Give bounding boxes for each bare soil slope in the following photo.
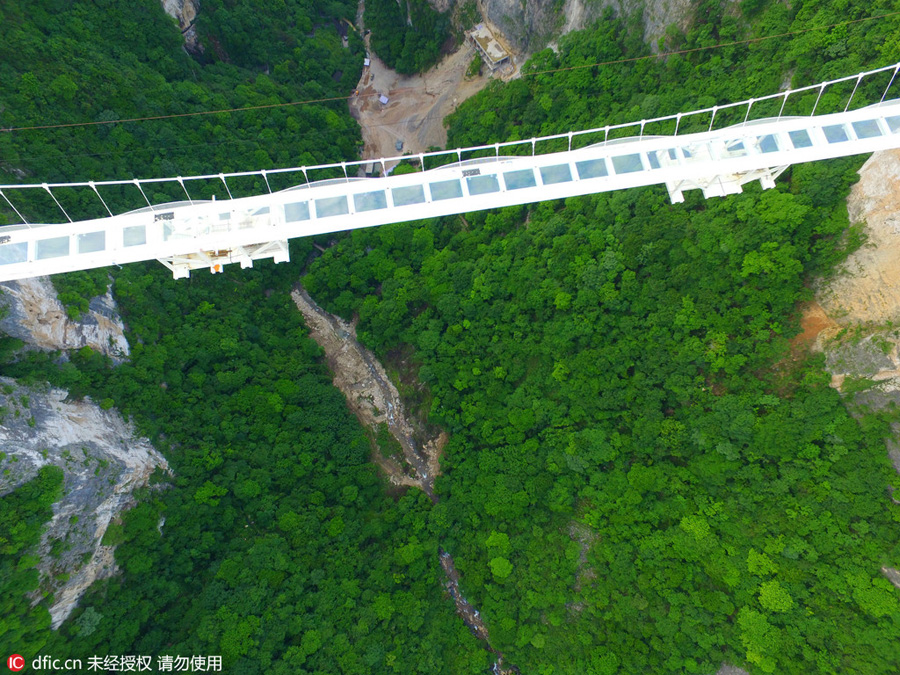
[818,149,900,324]
[350,39,491,170]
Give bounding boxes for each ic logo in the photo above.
[7,654,24,672]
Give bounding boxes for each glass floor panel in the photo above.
[392,185,426,206]
[757,135,779,153]
[285,202,310,222]
[852,120,882,139]
[0,242,28,265]
[78,232,105,254]
[36,236,69,260]
[887,116,900,133]
[503,169,537,190]
[467,175,500,195]
[123,226,146,247]
[789,130,813,149]
[722,140,748,157]
[353,191,388,212]
[539,164,573,184]
[429,179,463,201]
[823,124,849,143]
[611,154,643,174]
[575,159,608,179]
[315,196,350,218]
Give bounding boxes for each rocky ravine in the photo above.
[291,286,518,669]
[0,378,168,628]
[291,286,444,499]
[160,0,202,54]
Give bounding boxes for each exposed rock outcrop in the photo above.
[290,286,445,500]
[161,0,203,54]
[0,276,129,361]
[0,378,168,627]
[476,0,700,56]
[818,150,900,325]
[812,150,900,409]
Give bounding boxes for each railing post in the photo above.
[261,170,272,194]
[178,177,193,205]
[674,114,682,136]
[811,83,826,116]
[708,107,717,133]
[219,174,234,200]
[881,65,900,103]
[777,92,788,120]
[742,99,754,127]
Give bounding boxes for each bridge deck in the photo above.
[1,91,899,281]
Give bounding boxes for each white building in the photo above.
[467,24,509,71]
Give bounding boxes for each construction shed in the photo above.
[467,24,510,71]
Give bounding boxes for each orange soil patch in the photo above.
[791,301,840,350]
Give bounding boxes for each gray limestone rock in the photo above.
[0,276,129,362]
[0,378,168,627]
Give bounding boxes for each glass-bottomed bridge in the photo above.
[1,62,899,281]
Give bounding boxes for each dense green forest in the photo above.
[0,0,361,204]
[2,0,900,673]
[365,0,452,74]
[0,466,63,659]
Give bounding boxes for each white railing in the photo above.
[2,61,899,228]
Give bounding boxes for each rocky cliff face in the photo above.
[0,275,170,626]
[0,378,169,627]
[161,0,202,53]
[476,0,699,55]
[818,150,900,325]
[0,276,129,361]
